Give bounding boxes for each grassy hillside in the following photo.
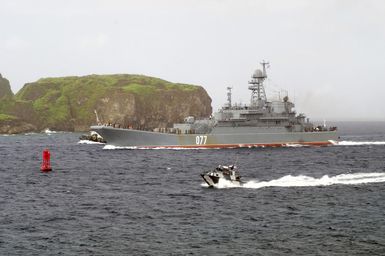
[0,113,17,121]
[10,74,207,131]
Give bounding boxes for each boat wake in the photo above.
[336,141,385,146]
[78,140,105,145]
[283,143,306,148]
[204,172,385,189]
[103,145,213,150]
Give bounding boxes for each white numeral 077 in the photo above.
[195,135,207,145]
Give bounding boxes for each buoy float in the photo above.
[40,149,52,172]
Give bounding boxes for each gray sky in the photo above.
[1,0,385,121]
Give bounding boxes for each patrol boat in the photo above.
[201,165,242,187]
[91,62,338,148]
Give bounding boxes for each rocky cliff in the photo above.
[0,74,212,134]
[0,74,13,99]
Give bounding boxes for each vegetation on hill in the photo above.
[0,74,212,133]
[0,113,17,121]
[0,74,14,99]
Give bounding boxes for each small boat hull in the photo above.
[201,165,242,187]
[201,174,220,187]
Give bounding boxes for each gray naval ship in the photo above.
[91,62,338,148]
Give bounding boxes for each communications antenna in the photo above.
[226,86,232,108]
[248,61,269,108]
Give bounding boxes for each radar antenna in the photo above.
[248,61,269,108]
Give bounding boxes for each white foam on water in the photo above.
[337,141,385,146]
[44,128,57,134]
[24,132,36,136]
[216,178,243,189]
[200,179,241,189]
[102,145,217,150]
[283,143,306,148]
[103,145,135,150]
[77,140,105,145]
[208,172,385,189]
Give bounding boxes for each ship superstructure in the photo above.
[213,61,313,133]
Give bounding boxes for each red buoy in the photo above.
[40,149,52,172]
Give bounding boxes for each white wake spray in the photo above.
[337,141,385,146]
[78,140,105,145]
[102,145,211,150]
[44,128,57,134]
[206,172,385,189]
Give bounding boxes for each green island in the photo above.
[0,74,212,134]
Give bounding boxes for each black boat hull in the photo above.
[201,174,220,187]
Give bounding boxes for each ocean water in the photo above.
[1,122,385,255]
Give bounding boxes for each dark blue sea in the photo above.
[1,121,385,255]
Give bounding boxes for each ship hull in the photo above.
[90,125,338,148]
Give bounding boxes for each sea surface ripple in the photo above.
[1,122,385,255]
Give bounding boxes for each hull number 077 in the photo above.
[195,135,208,145]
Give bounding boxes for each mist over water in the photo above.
[1,121,385,255]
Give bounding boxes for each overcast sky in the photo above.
[1,0,384,121]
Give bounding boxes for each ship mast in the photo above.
[226,86,232,108]
[248,61,269,108]
[94,109,101,125]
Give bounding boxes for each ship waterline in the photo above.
[90,125,338,148]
